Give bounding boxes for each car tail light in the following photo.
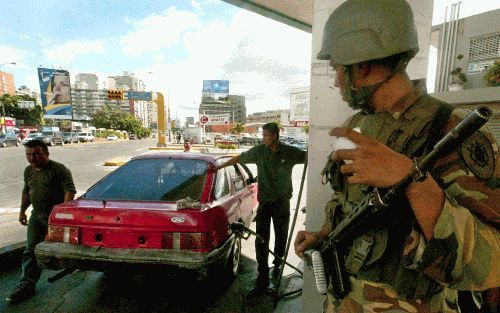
[180,233,215,252]
[161,232,215,252]
[46,225,79,244]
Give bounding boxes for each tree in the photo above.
[302,124,309,134]
[91,105,152,138]
[230,122,245,134]
[0,94,44,127]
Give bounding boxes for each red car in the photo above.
[35,153,258,280]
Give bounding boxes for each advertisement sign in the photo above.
[290,88,310,122]
[468,60,495,75]
[292,120,309,127]
[37,68,72,119]
[201,114,230,125]
[127,91,152,101]
[202,80,229,93]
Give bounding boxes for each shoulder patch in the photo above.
[459,131,495,180]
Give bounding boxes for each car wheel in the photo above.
[49,141,54,146]
[1,142,6,148]
[223,236,241,281]
[16,141,20,147]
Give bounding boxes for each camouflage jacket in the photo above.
[323,94,499,313]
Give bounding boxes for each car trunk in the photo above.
[48,199,229,252]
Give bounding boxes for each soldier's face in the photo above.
[330,59,347,101]
[26,146,49,169]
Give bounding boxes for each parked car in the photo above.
[78,132,95,142]
[51,132,65,146]
[106,135,118,141]
[0,133,21,147]
[62,132,80,144]
[35,131,60,146]
[21,132,42,145]
[129,134,137,140]
[35,153,258,281]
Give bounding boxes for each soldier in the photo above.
[294,0,499,312]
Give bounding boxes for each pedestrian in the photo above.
[216,122,306,291]
[183,138,191,152]
[294,1,499,312]
[6,140,76,304]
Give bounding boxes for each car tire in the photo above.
[16,141,20,147]
[49,141,54,146]
[1,142,6,148]
[223,236,241,282]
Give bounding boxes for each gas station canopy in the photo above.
[222,0,313,32]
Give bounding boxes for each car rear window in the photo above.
[84,158,208,202]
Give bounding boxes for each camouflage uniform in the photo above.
[322,87,500,312]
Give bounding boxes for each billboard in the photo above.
[200,113,230,125]
[290,88,310,122]
[38,68,72,119]
[203,80,229,93]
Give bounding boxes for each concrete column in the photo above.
[304,1,433,311]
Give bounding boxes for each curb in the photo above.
[0,241,26,272]
[103,157,130,166]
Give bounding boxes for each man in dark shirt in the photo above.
[216,122,306,290]
[6,140,76,304]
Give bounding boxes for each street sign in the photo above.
[200,116,209,124]
[127,91,152,101]
[18,101,36,109]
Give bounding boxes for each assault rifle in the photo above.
[311,107,492,299]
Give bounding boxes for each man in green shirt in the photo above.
[6,140,76,304]
[216,122,306,290]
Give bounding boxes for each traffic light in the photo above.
[107,90,124,100]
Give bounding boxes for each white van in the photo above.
[78,132,95,142]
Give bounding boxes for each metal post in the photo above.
[274,151,308,307]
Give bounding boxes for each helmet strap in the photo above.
[344,65,398,114]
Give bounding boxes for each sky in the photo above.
[0,0,498,122]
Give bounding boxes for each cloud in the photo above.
[0,46,29,68]
[131,8,311,121]
[43,39,106,65]
[121,7,199,56]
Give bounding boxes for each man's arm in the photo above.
[64,191,76,203]
[215,155,240,171]
[19,192,31,226]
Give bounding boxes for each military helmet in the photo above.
[317,0,419,65]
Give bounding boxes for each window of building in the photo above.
[468,33,500,62]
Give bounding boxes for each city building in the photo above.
[199,93,247,124]
[430,7,500,141]
[246,109,290,125]
[108,71,151,128]
[0,71,15,95]
[75,73,98,90]
[16,86,41,104]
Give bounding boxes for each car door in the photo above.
[227,164,256,226]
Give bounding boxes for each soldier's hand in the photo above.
[330,127,413,188]
[294,231,321,259]
[19,212,28,226]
